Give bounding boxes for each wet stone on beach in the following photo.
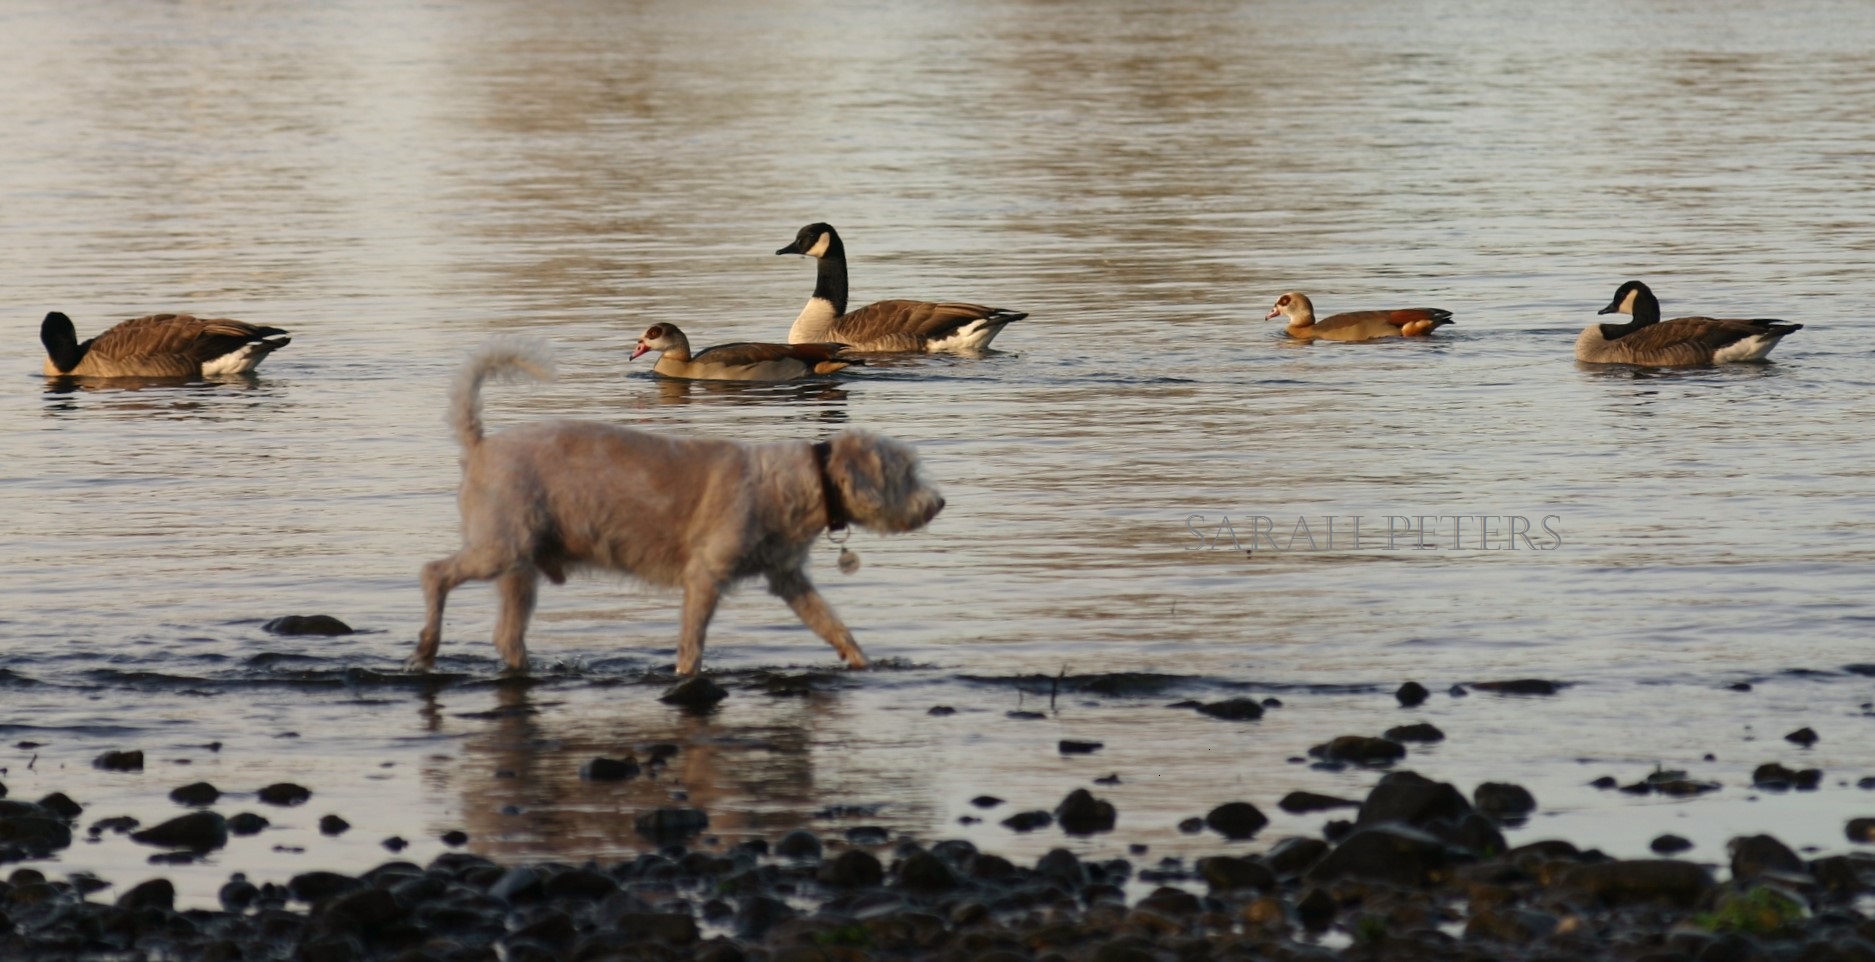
[1651,833,1694,854]
[1753,763,1822,791]
[257,782,312,806]
[1786,726,1820,746]
[579,756,641,781]
[660,676,728,709]
[1473,782,1537,820]
[1471,678,1562,695]
[130,811,228,851]
[261,614,354,636]
[1277,791,1360,814]
[168,781,221,806]
[1001,810,1052,832]
[1308,734,1406,767]
[1058,739,1103,754]
[1054,788,1116,835]
[318,815,350,836]
[1204,801,1268,840]
[634,807,708,842]
[1396,681,1429,706]
[1195,698,1264,721]
[1384,722,1445,743]
[93,750,144,772]
[227,812,270,835]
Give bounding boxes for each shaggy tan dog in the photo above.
[410,339,944,675]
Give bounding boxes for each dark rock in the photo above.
[257,783,312,806]
[818,849,883,887]
[1196,698,1264,721]
[220,878,260,911]
[1055,789,1116,835]
[1730,834,1806,881]
[263,614,354,635]
[660,676,728,709]
[635,807,708,841]
[227,812,270,835]
[735,895,795,939]
[1849,819,1875,843]
[1204,801,1268,840]
[1308,824,1454,886]
[774,829,822,860]
[89,815,139,835]
[1466,906,1559,945]
[290,871,364,904]
[381,836,407,852]
[1787,727,1820,747]
[0,814,72,855]
[168,782,220,807]
[1177,817,1204,834]
[1265,837,1330,877]
[1396,681,1429,707]
[926,706,955,716]
[1446,812,1507,857]
[440,829,469,846]
[542,868,618,901]
[315,887,405,935]
[1472,679,1561,695]
[1279,791,1359,814]
[970,795,1003,809]
[1137,885,1202,917]
[1058,739,1103,755]
[1296,887,1336,931]
[1384,722,1445,743]
[1552,860,1714,908]
[580,756,641,781]
[35,793,80,820]
[1590,776,1619,789]
[1474,782,1537,819]
[1359,771,1474,829]
[843,825,888,845]
[1006,710,1045,720]
[1309,735,1406,767]
[1196,855,1274,891]
[93,750,144,772]
[130,811,227,851]
[487,866,542,902]
[319,815,350,837]
[1001,810,1052,832]
[1036,848,1086,887]
[1322,818,1353,841]
[1754,763,1822,790]
[894,850,959,891]
[1640,835,1693,857]
[611,911,698,945]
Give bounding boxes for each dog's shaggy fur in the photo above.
[411,339,944,675]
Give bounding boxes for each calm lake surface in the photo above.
[4,0,1874,904]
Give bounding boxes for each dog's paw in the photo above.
[403,654,435,673]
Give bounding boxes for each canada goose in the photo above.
[1577,281,1802,366]
[775,222,1026,353]
[41,311,291,378]
[631,323,857,381]
[1264,292,1454,341]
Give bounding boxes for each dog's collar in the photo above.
[811,440,849,532]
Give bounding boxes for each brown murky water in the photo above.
[4,0,1875,905]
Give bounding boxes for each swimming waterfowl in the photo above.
[1576,280,1802,366]
[776,222,1026,353]
[41,311,291,378]
[631,323,856,381]
[1264,292,1454,341]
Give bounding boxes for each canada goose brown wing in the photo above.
[836,300,1023,342]
[1605,317,1785,365]
[87,314,285,364]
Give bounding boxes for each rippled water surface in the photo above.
[4,0,1875,904]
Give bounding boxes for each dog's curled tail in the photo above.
[449,337,557,449]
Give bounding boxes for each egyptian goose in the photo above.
[630,323,857,381]
[775,222,1026,353]
[41,311,291,378]
[1577,281,1802,366]
[1264,292,1454,341]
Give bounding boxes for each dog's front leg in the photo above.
[768,570,868,669]
[676,577,723,676]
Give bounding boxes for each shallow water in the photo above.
[4,0,1875,906]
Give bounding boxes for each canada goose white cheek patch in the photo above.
[805,233,832,258]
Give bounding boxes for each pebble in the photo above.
[1471,678,1562,695]
[93,750,144,772]
[660,676,728,708]
[1395,681,1430,706]
[169,781,221,806]
[1054,788,1116,835]
[580,756,642,781]
[256,782,312,806]
[261,615,354,636]
[1204,801,1267,840]
[130,811,228,851]
[1195,698,1264,721]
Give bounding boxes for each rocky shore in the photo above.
[8,753,1875,962]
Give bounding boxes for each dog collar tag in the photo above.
[837,546,861,575]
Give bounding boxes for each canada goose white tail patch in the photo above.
[1713,334,1781,363]
[201,334,291,375]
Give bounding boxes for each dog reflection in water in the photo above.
[409,339,945,676]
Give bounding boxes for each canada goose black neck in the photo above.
[1597,281,1661,341]
[811,231,849,315]
[40,312,89,373]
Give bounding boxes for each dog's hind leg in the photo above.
[768,570,868,669]
[412,552,507,671]
[675,577,722,676]
[492,568,539,673]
